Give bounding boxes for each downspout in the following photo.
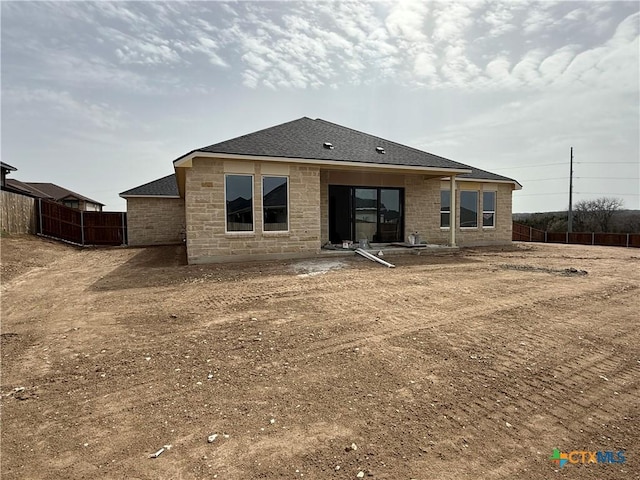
[449,175,457,247]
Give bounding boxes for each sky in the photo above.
[2,0,639,213]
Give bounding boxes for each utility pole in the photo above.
[568,147,573,233]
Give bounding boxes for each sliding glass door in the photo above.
[378,188,402,242]
[355,188,378,243]
[329,186,404,243]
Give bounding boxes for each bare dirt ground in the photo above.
[1,235,638,480]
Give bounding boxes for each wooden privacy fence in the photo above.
[513,222,640,248]
[37,199,127,246]
[1,189,36,234]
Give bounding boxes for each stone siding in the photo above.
[430,181,513,246]
[185,158,321,264]
[319,173,513,246]
[126,197,185,246]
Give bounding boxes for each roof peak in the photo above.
[170,117,518,186]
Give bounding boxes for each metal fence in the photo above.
[512,222,640,248]
[37,199,127,246]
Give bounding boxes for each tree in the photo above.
[573,197,624,232]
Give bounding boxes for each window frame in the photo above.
[440,189,450,229]
[262,175,290,233]
[224,173,255,234]
[460,190,479,229]
[482,190,496,228]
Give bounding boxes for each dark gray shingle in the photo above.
[180,117,519,185]
[120,174,179,197]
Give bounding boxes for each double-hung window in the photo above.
[262,176,289,232]
[225,174,253,232]
[483,191,496,227]
[460,191,478,228]
[440,190,450,228]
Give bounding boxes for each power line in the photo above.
[576,162,638,165]
[514,192,567,196]
[525,177,568,182]
[482,162,565,170]
[576,177,637,180]
[575,192,640,196]
[516,191,639,197]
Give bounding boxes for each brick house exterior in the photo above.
[120,118,520,264]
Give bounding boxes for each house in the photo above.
[4,180,104,211]
[1,162,17,188]
[120,117,521,264]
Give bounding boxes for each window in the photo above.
[483,191,496,227]
[440,190,450,228]
[263,176,288,232]
[460,191,478,228]
[225,174,253,232]
[63,200,79,209]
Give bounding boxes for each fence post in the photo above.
[80,211,85,245]
[529,226,532,242]
[121,212,126,246]
[566,232,569,244]
[592,232,595,245]
[38,198,43,234]
[627,233,630,248]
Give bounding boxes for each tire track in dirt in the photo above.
[379,286,639,479]
[255,280,634,365]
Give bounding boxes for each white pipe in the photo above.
[355,248,395,268]
[150,447,165,458]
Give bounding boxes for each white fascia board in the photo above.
[173,152,472,175]
[443,176,522,190]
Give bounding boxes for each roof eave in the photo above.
[454,177,523,190]
[0,162,17,172]
[120,194,181,199]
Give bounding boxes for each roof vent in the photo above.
[323,142,334,150]
[376,146,385,154]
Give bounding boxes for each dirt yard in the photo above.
[1,235,638,479]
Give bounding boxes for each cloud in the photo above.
[485,56,511,80]
[481,1,521,37]
[538,45,579,82]
[1,0,638,94]
[176,36,229,68]
[385,0,429,42]
[5,87,126,130]
[432,1,477,44]
[510,48,547,85]
[115,41,181,66]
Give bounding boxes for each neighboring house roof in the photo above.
[1,162,17,172]
[5,179,104,205]
[5,179,55,198]
[174,117,520,186]
[120,174,179,197]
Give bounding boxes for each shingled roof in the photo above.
[1,162,17,172]
[120,174,179,197]
[5,180,104,205]
[175,117,519,186]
